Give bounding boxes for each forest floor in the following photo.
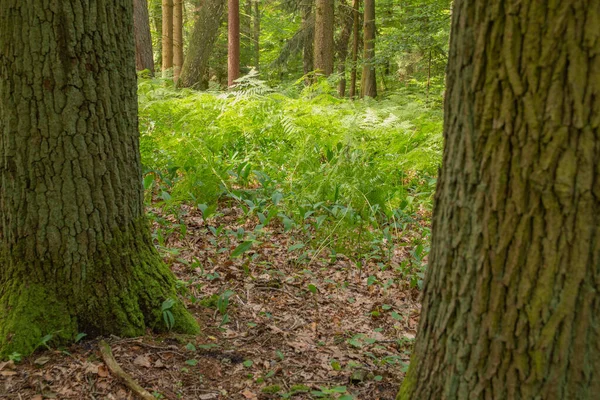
[1,204,423,400]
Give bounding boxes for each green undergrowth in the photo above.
[139,75,442,260]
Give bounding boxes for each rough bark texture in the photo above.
[0,0,199,357]
[314,0,334,76]
[178,0,226,89]
[302,0,314,77]
[228,0,240,86]
[360,0,376,98]
[134,0,155,75]
[161,0,174,76]
[173,0,184,81]
[336,0,354,97]
[349,0,360,98]
[398,1,600,399]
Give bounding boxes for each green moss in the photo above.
[261,385,282,394]
[0,217,199,359]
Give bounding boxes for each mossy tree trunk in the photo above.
[398,0,600,399]
[134,0,155,75]
[179,0,226,89]
[314,0,334,76]
[0,0,199,358]
[253,0,260,70]
[360,0,376,98]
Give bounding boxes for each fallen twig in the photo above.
[98,340,155,400]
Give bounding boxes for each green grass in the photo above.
[138,75,443,262]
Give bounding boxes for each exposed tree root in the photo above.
[99,340,155,400]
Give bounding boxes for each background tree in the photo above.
[360,0,376,97]
[253,0,261,69]
[161,0,174,76]
[173,0,184,81]
[0,0,199,357]
[302,0,315,76]
[228,0,241,86]
[313,0,334,75]
[398,0,600,398]
[349,0,360,98]
[134,0,155,75]
[335,0,354,96]
[178,0,227,89]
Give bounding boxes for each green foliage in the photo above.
[139,75,441,257]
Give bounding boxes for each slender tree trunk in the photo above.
[228,0,241,86]
[173,0,184,81]
[314,0,334,76]
[162,0,174,76]
[302,0,314,78]
[398,1,600,399]
[360,0,376,98]
[253,0,260,70]
[152,0,163,67]
[349,0,360,98]
[336,0,354,97]
[178,0,226,89]
[134,0,155,75]
[0,0,199,357]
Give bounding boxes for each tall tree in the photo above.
[302,0,314,77]
[398,1,600,399]
[0,0,199,357]
[161,0,174,76]
[228,0,241,86]
[134,0,155,75]
[173,0,184,81]
[360,0,376,97]
[178,0,227,89]
[253,0,261,69]
[335,0,354,97]
[348,0,360,98]
[313,0,334,75]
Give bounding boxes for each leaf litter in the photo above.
[1,203,424,399]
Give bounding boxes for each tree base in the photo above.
[0,219,199,358]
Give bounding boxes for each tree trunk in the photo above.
[134,0,155,75]
[253,0,261,70]
[152,0,163,67]
[178,0,226,89]
[161,0,174,76]
[0,0,199,358]
[336,0,354,97]
[173,0,184,81]
[314,0,334,76]
[398,1,600,399]
[228,0,241,86]
[360,0,376,98]
[302,0,314,78]
[349,0,360,98]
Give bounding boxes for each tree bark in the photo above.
[134,0,155,75]
[161,0,174,76]
[360,0,376,98]
[228,0,241,86]
[398,1,600,399]
[349,0,360,98]
[253,0,260,70]
[314,0,334,76]
[173,0,184,81]
[302,0,314,77]
[336,0,354,97]
[0,0,199,357]
[178,0,226,89]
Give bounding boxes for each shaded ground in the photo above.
[1,204,423,399]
